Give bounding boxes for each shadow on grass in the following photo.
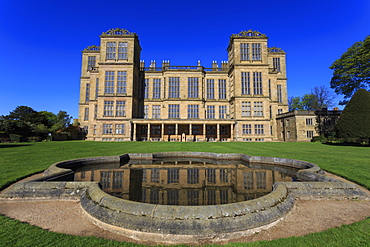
[323,142,370,147]
[0,144,32,148]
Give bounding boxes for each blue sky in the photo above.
[0,0,369,119]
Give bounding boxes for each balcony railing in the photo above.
[141,66,228,72]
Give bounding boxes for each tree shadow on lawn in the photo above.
[0,144,32,149]
[323,142,370,147]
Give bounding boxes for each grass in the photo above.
[0,141,369,246]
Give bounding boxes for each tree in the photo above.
[329,35,370,104]
[335,89,370,143]
[289,86,335,111]
[40,110,72,132]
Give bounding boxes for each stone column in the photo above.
[231,124,234,141]
[203,124,206,141]
[133,123,137,141]
[217,124,220,141]
[189,123,192,141]
[175,123,178,141]
[161,123,164,141]
[147,123,151,141]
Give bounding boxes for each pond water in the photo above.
[73,158,298,206]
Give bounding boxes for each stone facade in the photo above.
[78,28,288,141]
[275,111,318,142]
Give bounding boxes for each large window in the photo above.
[117,71,126,94]
[206,79,214,99]
[188,105,199,119]
[152,105,161,119]
[84,108,89,121]
[118,42,128,60]
[253,72,262,95]
[104,71,115,94]
[241,101,251,117]
[106,42,116,60]
[103,101,114,116]
[168,104,180,118]
[240,43,250,61]
[103,124,113,134]
[188,77,199,98]
[273,57,281,72]
[241,72,250,95]
[144,79,149,99]
[153,79,161,99]
[168,169,179,183]
[219,105,226,119]
[115,124,125,134]
[116,101,126,116]
[85,83,90,102]
[244,172,253,189]
[254,124,264,135]
[187,169,199,184]
[256,172,266,189]
[306,118,313,125]
[87,56,96,71]
[277,85,282,103]
[168,77,180,98]
[254,102,263,116]
[143,105,148,119]
[252,43,261,61]
[242,124,252,135]
[218,79,226,99]
[307,131,314,138]
[207,105,215,119]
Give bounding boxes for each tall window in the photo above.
[85,83,90,102]
[87,56,96,70]
[153,79,161,99]
[241,72,250,95]
[244,172,253,189]
[168,104,180,118]
[277,85,282,103]
[240,43,250,61]
[206,168,216,183]
[168,169,179,183]
[241,102,251,117]
[255,124,264,135]
[104,71,114,94]
[152,105,161,119]
[167,190,179,205]
[219,105,226,119]
[273,57,281,72]
[117,71,126,94]
[220,169,229,182]
[95,78,99,98]
[84,108,89,121]
[256,172,266,189]
[168,77,180,98]
[100,171,111,188]
[242,124,252,134]
[143,105,148,119]
[218,79,226,99]
[103,101,114,116]
[253,72,262,95]
[188,105,199,119]
[115,124,125,134]
[144,79,149,99]
[188,77,199,98]
[252,43,261,61]
[94,105,98,119]
[254,102,263,116]
[103,124,113,134]
[306,118,313,125]
[116,101,126,116]
[112,171,123,189]
[118,42,128,60]
[187,169,199,184]
[106,42,116,60]
[151,169,160,183]
[207,105,215,119]
[307,131,314,138]
[206,79,214,99]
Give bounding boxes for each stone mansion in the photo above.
[78,28,289,142]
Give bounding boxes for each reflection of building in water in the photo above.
[74,162,293,205]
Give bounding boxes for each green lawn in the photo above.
[0,141,369,246]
